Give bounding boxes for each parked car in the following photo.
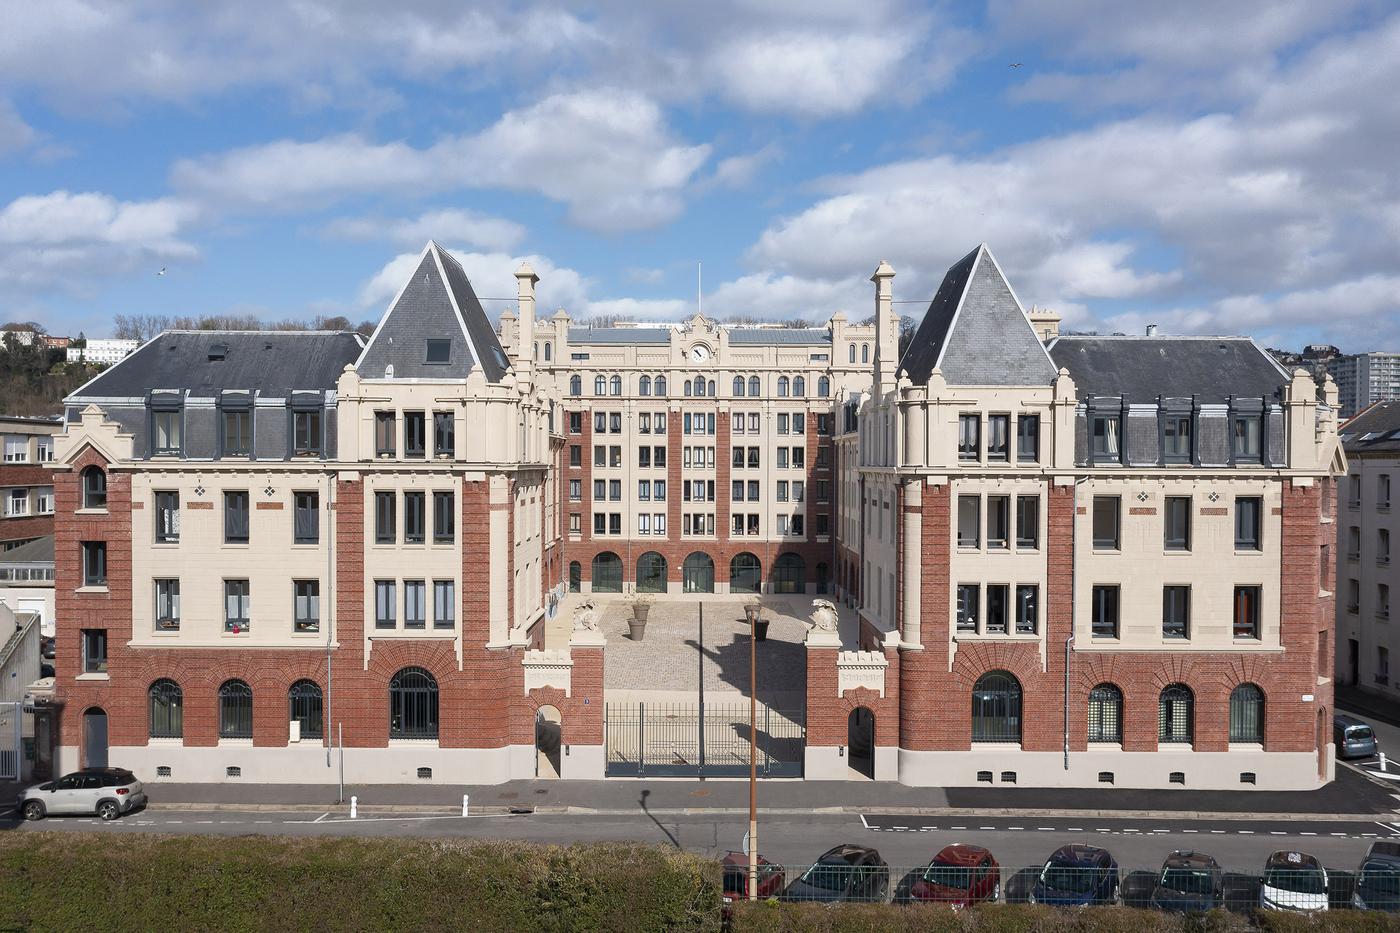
[20,768,146,821]
[721,851,786,903]
[782,844,889,903]
[906,844,1001,906]
[1353,841,1400,911]
[1334,714,1379,760]
[1260,850,1329,912]
[1030,844,1119,906]
[1148,851,1224,912]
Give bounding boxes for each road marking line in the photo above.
[892,826,909,830]
[1036,827,1054,831]
[1301,832,1317,836]
[1239,831,1253,835]
[1068,827,1082,832]
[1096,828,1110,832]
[981,826,996,831]
[1271,831,1285,835]
[1374,822,1400,836]
[1209,830,1225,834]
[219,821,239,825]
[859,814,871,830]
[1008,827,1024,831]
[1331,833,1348,837]
[952,826,966,830]
[314,812,329,823]
[167,820,182,824]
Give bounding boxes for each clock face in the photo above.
[690,344,711,362]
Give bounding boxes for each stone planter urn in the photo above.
[629,600,651,640]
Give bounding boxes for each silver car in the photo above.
[20,767,147,821]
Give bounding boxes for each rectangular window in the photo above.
[432,491,454,543]
[987,496,1010,549]
[224,491,249,544]
[569,412,581,434]
[987,415,1010,461]
[81,629,107,674]
[152,410,182,455]
[433,412,455,456]
[956,584,979,633]
[2,435,25,462]
[1091,585,1119,638]
[594,412,606,434]
[985,584,1009,634]
[1232,414,1262,462]
[293,409,322,456]
[638,446,651,468]
[610,413,622,434]
[1348,525,1361,559]
[1091,414,1120,463]
[747,447,760,468]
[610,446,621,468]
[777,448,789,469]
[570,480,581,501]
[224,579,250,632]
[1381,529,1392,565]
[610,480,622,501]
[294,580,320,633]
[154,491,180,543]
[403,411,426,458]
[1350,475,1362,508]
[1015,496,1039,549]
[293,491,319,544]
[1015,585,1038,634]
[776,481,789,502]
[777,413,789,435]
[1163,496,1191,550]
[403,580,426,629]
[791,447,804,469]
[375,491,396,544]
[957,495,981,548]
[374,580,396,628]
[569,445,581,467]
[1348,578,1360,613]
[1234,496,1262,550]
[594,479,606,500]
[958,414,980,461]
[594,513,606,535]
[403,491,425,544]
[433,581,455,629]
[1381,474,1392,509]
[155,578,180,630]
[1381,583,1392,619]
[569,513,580,534]
[655,413,668,434]
[1162,585,1190,639]
[609,513,622,536]
[1233,585,1261,639]
[1162,413,1192,462]
[639,513,652,535]
[375,412,396,456]
[222,410,252,457]
[655,480,666,501]
[1092,496,1120,550]
[1016,414,1040,462]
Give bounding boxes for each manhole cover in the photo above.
[690,789,710,798]
[497,792,519,800]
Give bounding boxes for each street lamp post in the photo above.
[743,602,761,900]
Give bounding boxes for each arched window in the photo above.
[707,379,715,397]
[218,679,253,739]
[569,375,581,397]
[972,671,1022,743]
[610,375,622,396]
[568,561,581,593]
[748,375,760,396]
[682,552,715,593]
[289,679,323,739]
[1158,684,1194,744]
[730,552,761,594]
[772,552,806,594]
[1230,683,1264,743]
[777,376,789,397]
[543,343,552,362]
[1088,684,1123,743]
[733,376,745,397]
[636,552,667,593]
[683,380,693,397]
[818,376,830,397]
[693,376,706,397]
[594,375,606,395]
[849,344,856,363]
[862,344,869,363]
[639,375,652,396]
[655,376,667,397]
[148,679,182,738]
[793,376,805,397]
[592,552,622,593]
[389,667,439,739]
[82,466,107,509]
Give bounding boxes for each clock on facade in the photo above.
[690,344,711,362]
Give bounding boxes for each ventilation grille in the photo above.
[226,766,241,778]
[1098,771,1114,784]
[999,771,1017,784]
[156,766,172,778]
[976,770,993,783]
[417,767,433,780]
[1240,772,1257,785]
[1169,771,1185,785]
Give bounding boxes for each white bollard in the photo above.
[462,794,469,817]
[350,795,358,819]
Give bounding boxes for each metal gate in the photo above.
[0,701,20,781]
[605,702,804,777]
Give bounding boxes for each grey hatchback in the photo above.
[20,767,146,821]
[1334,714,1379,760]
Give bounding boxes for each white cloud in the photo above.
[0,100,34,154]
[324,209,526,252]
[710,33,909,117]
[358,247,591,316]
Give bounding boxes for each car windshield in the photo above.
[1359,861,1400,894]
[1040,863,1095,894]
[1264,866,1326,895]
[1159,868,1215,895]
[798,860,854,892]
[1348,727,1375,741]
[922,865,973,888]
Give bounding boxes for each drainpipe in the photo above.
[325,472,335,769]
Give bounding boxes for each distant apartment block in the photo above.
[1329,352,1400,419]
[66,339,140,365]
[0,416,60,550]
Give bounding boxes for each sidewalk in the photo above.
[1336,684,1400,729]
[16,763,1389,820]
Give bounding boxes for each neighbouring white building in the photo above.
[67,339,140,365]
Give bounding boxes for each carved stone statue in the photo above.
[572,599,600,632]
[808,599,839,633]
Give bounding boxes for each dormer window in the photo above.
[425,339,451,364]
[1090,413,1120,464]
[1232,413,1262,462]
[1162,412,1192,463]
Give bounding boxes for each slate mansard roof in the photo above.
[1048,336,1292,404]
[72,331,365,400]
[1341,400,1400,454]
[565,325,832,346]
[899,244,1058,386]
[356,241,511,382]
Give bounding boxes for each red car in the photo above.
[722,851,786,903]
[907,844,1001,906]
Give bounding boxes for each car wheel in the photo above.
[97,800,120,821]
[993,880,1001,902]
[21,801,44,821]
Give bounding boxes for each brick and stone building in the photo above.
[1,415,60,550]
[47,240,1344,789]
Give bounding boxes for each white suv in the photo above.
[20,768,147,821]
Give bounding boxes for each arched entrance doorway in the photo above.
[682,552,715,593]
[592,552,622,593]
[536,705,562,779]
[772,553,806,594]
[815,562,829,594]
[730,552,761,594]
[636,552,667,593]
[848,707,874,779]
[83,708,109,769]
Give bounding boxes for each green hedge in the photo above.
[0,834,720,933]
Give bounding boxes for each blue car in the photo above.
[1030,844,1119,906]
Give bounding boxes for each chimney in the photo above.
[870,260,896,392]
[1027,304,1061,343]
[514,261,539,384]
[1146,323,1158,337]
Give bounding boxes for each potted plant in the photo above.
[628,595,653,640]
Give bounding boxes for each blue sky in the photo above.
[2,0,1398,351]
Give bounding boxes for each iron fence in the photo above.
[605,702,804,777]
